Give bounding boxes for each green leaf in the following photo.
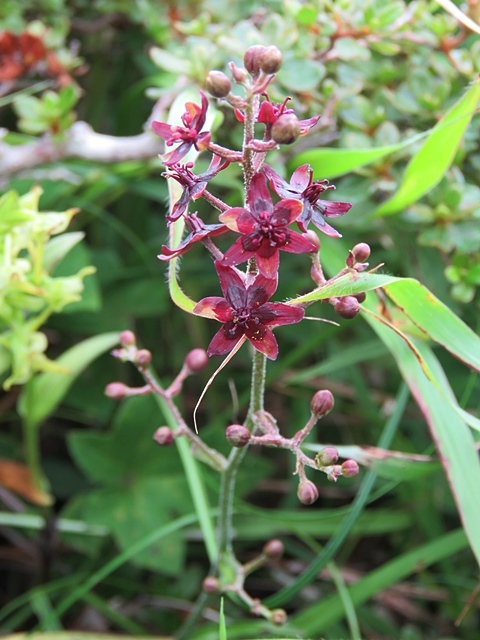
[18,332,120,427]
[277,58,326,91]
[69,395,180,484]
[42,232,86,271]
[291,271,405,305]
[363,301,480,569]
[383,278,480,372]
[292,131,425,180]
[374,77,480,216]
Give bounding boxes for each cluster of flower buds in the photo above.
[106,334,209,401]
[224,388,360,506]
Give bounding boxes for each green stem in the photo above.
[22,378,43,491]
[216,349,266,558]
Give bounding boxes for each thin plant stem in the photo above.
[22,378,44,493]
[216,349,266,557]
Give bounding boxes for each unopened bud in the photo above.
[260,46,283,74]
[316,446,339,466]
[185,348,208,373]
[304,229,320,251]
[272,113,300,145]
[136,349,152,367]
[297,479,319,505]
[271,608,288,626]
[244,45,266,75]
[342,459,360,477]
[205,70,232,98]
[120,330,136,346]
[310,389,334,417]
[333,296,360,319]
[105,382,129,399]
[226,424,251,447]
[202,576,220,593]
[229,61,249,83]
[153,426,174,446]
[262,539,284,559]
[353,292,366,303]
[352,242,371,263]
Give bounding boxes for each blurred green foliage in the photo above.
[1,0,480,638]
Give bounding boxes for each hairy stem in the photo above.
[216,349,266,557]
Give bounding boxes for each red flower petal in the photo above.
[248,273,278,302]
[215,262,247,304]
[193,297,233,321]
[290,164,312,191]
[248,173,273,217]
[271,199,303,226]
[260,302,304,326]
[318,200,353,218]
[222,239,256,269]
[207,326,244,356]
[219,207,256,233]
[255,250,280,278]
[152,121,174,140]
[245,326,278,360]
[281,231,318,254]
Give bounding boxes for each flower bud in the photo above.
[333,296,360,320]
[105,382,129,399]
[205,70,231,98]
[120,330,136,347]
[342,459,360,477]
[297,479,319,505]
[136,349,152,367]
[185,348,208,373]
[304,229,320,251]
[316,446,338,466]
[353,292,366,303]
[262,539,284,559]
[225,424,251,447]
[271,113,300,145]
[310,389,334,417]
[352,242,371,263]
[153,426,174,446]
[260,45,283,74]
[271,608,288,626]
[244,45,266,75]
[229,61,249,83]
[202,576,220,593]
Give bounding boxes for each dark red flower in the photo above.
[193,262,304,359]
[257,95,320,135]
[263,164,352,236]
[219,173,317,277]
[158,212,227,261]
[163,155,229,223]
[152,91,211,166]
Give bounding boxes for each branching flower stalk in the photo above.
[106,45,370,630]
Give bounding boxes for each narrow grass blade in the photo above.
[152,390,217,564]
[33,511,209,630]
[292,529,467,635]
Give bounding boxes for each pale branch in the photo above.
[0,121,163,177]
